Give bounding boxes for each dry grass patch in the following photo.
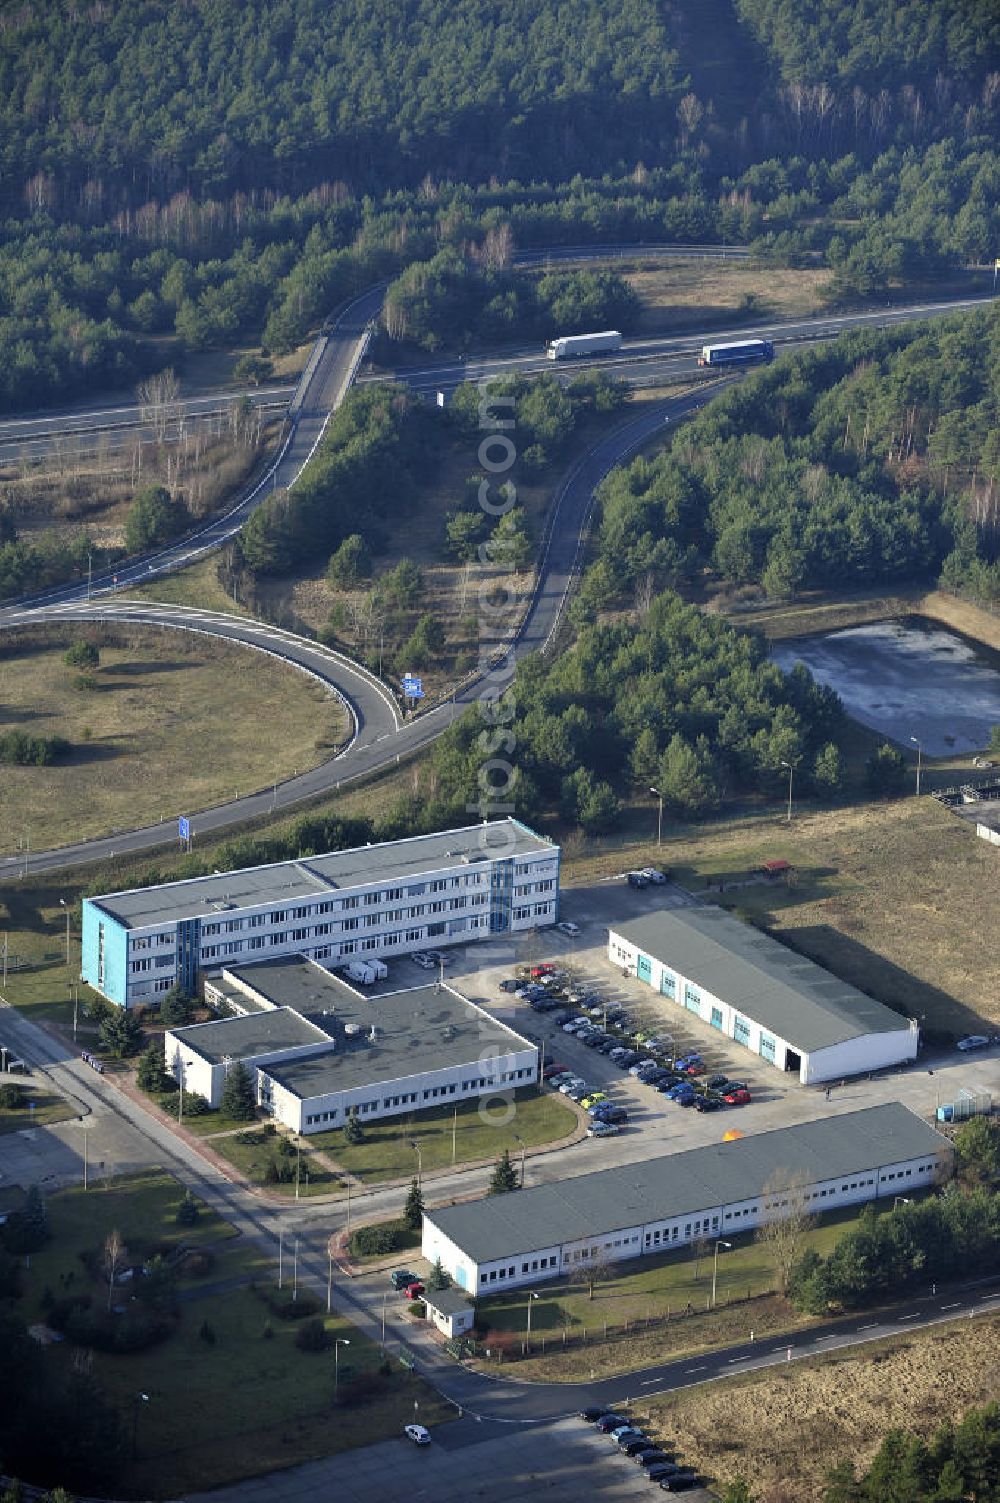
[0,624,347,852]
[644,1314,1000,1501]
[624,260,830,335]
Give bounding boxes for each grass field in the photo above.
[0,1087,75,1135]
[642,1313,1000,1501]
[625,259,830,335]
[474,1203,867,1380]
[12,1171,450,1497]
[305,1086,579,1185]
[0,625,347,854]
[207,1129,340,1197]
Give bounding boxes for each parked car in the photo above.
[530,963,556,978]
[706,1074,730,1091]
[957,1035,990,1051]
[581,1092,609,1107]
[404,1281,425,1299]
[404,1423,431,1446]
[559,1079,587,1095]
[498,978,520,992]
[542,1061,568,1079]
[548,1072,576,1087]
[611,1425,644,1442]
[621,1436,654,1455]
[390,1269,418,1290]
[590,1106,629,1125]
[595,1413,629,1432]
[724,1088,751,1106]
[632,1446,667,1464]
[693,1094,725,1112]
[411,954,435,969]
[627,871,649,888]
[658,1473,699,1491]
[618,1050,642,1067]
[629,1059,658,1076]
[566,1086,590,1102]
[637,1452,672,1469]
[640,867,668,884]
[557,921,581,937]
[647,1463,683,1482]
[580,1407,606,1423]
[588,1121,621,1138]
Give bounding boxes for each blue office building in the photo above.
[81,819,560,1008]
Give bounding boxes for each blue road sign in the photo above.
[178,816,190,841]
[407,685,425,699]
[402,673,424,699]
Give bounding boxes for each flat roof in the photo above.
[225,958,533,1100]
[169,1007,333,1065]
[613,907,911,1053]
[426,1104,947,1265]
[86,820,554,930]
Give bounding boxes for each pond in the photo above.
[771,617,1000,757]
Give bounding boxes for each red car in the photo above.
[682,1062,705,1076]
[404,1281,425,1299]
[543,1061,568,1079]
[724,1088,751,1106]
[530,963,556,978]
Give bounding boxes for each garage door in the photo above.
[637,954,652,983]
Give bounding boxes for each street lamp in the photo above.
[910,735,922,797]
[780,760,795,823]
[327,1234,336,1312]
[131,1391,150,1459]
[410,1138,422,1187]
[711,1239,732,1308]
[525,1289,539,1351]
[513,1133,526,1187]
[333,1337,350,1403]
[59,897,71,969]
[649,786,664,849]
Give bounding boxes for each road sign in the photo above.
[402,674,424,700]
[178,816,190,841]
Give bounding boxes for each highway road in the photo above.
[376,293,993,398]
[0,272,993,877]
[0,387,705,879]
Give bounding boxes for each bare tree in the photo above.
[103,1228,127,1311]
[586,1249,615,1302]
[138,368,180,445]
[754,1171,817,1296]
[692,1235,710,1282]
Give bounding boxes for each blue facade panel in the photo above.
[489,858,514,933]
[81,900,129,1007]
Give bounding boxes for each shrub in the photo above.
[0,1083,25,1110]
[177,1249,213,1278]
[407,1301,426,1318]
[257,1283,321,1320]
[175,1190,200,1227]
[347,1222,403,1258]
[295,1317,330,1352]
[63,641,99,670]
[182,1091,210,1117]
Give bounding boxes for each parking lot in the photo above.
[188,1412,714,1503]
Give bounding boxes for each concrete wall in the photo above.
[805,1028,918,1085]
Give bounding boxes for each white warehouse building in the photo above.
[82,818,559,1009]
[422,1103,949,1295]
[609,907,919,1085]
[165,957,538,1135]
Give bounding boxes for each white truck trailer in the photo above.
[546,330,623,360]
[344,958,388,986]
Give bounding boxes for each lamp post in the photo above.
[292,1235,299,1301]
[910,735,922,797]
[410,1138,422,1187]
[649,786,664,849]
[513,1134,526,1187]
[711,1239,733,1308]
[131,1391,150,1460]
[333,1337,350,1404]
[780,760,795,823]
[525,1290,539,1352]
[59,897,71,969]
[327,1235,335,1313]
[82,1120,89,1190]
[278,1225,284,1289]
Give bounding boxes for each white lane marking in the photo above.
[940,1302,961,1310]
[898,1314,919,1321]
[685,1365,707,1373]
[857,1323,878,1330]
[641,1378,661,1386]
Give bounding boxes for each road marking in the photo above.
[685,1365,707,1373]
[857,1323,878,1330]
[940,1302,961,1310]
[727,1356,746,1364]
[898,1313,919,1321]
[641,1378,661,1386]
